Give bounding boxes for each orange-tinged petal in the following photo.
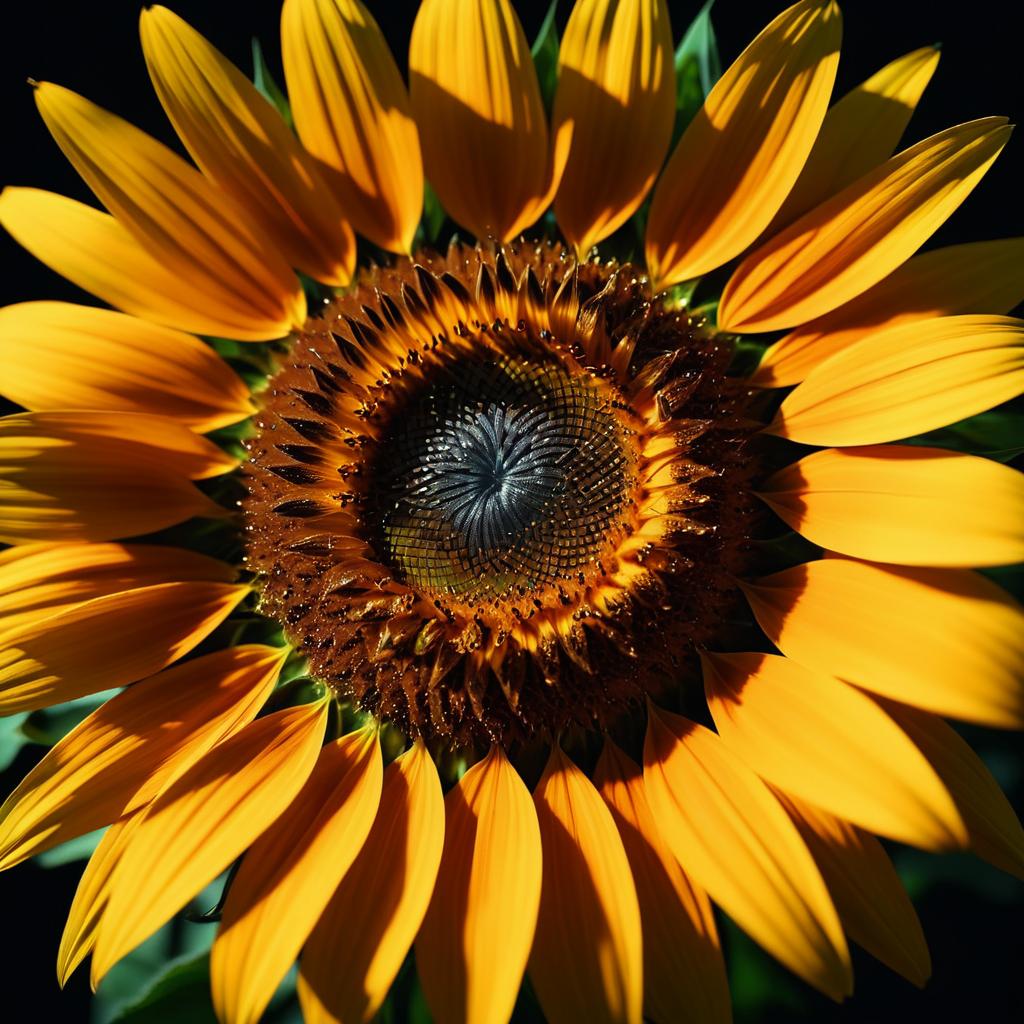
[91,700,328,986]
[702,650,965,849]
[34,82,305,337]
[2,411,234,479]
[282,0,423,253]
[410,0,553,241]
[0,646,285,870]
[643,706,851,999]
[552,0,675,254]
[741,558,1024,729]
[645,0,841,287]
[720,117,1012,333]
[0,542,233,633]
[141,6,355,286]
[0,188,292,341]
[767,46,941,233]
[58,815,140,986]
[776,791,930,987]
[212,729,383,1024]
[299,741,444,1024]
[594,742,729,1024]
[0,411,232,544]
[529,746,643,1024]
[758,446,1024,567]
[769,315,1024,446]
[752,237,1024,387]
[0,302,253,430]
[417,746,542,1024]
[0,581,250,714]
[880,701,1024,879]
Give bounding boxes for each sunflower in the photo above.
[1,0,1022,1022]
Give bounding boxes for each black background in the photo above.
[1,1,1022,1021]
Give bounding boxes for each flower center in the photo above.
[369,356,637,611]
[243,243,756,751]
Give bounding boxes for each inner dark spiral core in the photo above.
[370,356,634,607]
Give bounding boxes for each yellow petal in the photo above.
[552,0,675,254]
[880,701,1024,879]
[529,745,643,1024]
[0,542,233,633]
[643,706,851,999]
[0,581,249,714]
[740,558,1024,729]
[594,742,729,1024]
[767,46,941,233]
[33,82,305,338]
[58,815,141,986]
[141,6,355,286]
[410,0,553,241]
[702,650,965,849]
[758,446,1024,567]
[0,645,285,871]
[0,188,293,341]
[0,410,233,544]
[298,741,444,1024]
[753,237,1024,387]
[645,0,841,287]
[282,0,423,253]
[776,791,930,987]
[212,729,383,1024]
[417,747,542,1024]
[0,302,253,430]
[720,117,1012,333]
[769,315,1024,446]
[91,700,328,986]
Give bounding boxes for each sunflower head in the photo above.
[2,1,1022,1023]
[244,242,757,748]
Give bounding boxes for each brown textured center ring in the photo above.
[244,242,756,750]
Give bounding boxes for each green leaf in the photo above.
[36,827,105,868]
[252,38,293,129]
[20,690,119,747]
[531,0,560,116]
[672,0,721,145]
[419,181,447,246]
[108,951,218,1024]
[0,711,30,771]
[900,401,1024,462]
[722,917,805,1014]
